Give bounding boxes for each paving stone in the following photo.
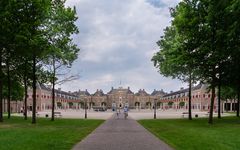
[72,113,173,150]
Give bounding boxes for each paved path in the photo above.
[72,113,173,150]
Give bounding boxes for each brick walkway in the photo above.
[72,113,173,150]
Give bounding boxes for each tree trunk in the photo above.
[0,50,3,122]
[32,53,36,124]
[208,85,216,124]
[188,73,192,120]
[51,59,56,121]
[217,76,221,119]
[24,61,28,120]
[7,60,11,119]
[237,91,240,117]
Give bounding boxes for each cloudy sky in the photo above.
[59,0,187,94]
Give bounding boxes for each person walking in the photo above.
[116,107,119,118]
[124,106,128,119]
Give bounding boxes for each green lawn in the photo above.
[0,117,104,150]
[139,117,240,150]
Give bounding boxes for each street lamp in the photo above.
[84,98,87,119]
[154,99,157,119]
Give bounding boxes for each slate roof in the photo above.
[151,89,166,96]
[135,89,149,96]
[163,84,202,97]
[107,87,134,94]
[93,89,106,96]
[38,84,78,98]
[77,90,91,96]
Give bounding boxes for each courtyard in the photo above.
[2,111,240,150]
[14,109,233,120]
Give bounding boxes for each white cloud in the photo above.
[62,0,184,94]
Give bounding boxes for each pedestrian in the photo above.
[116,108,119,118]
[124,106,128,119]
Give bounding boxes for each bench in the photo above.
[182,112,188,118]
[54,112,62,117]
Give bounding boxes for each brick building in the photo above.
[16,84,235,112]
[26,84,80,111]
[75,87,166,109]
[160,84,218,111]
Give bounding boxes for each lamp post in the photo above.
[84,98,87,119]
[154,99,157,119]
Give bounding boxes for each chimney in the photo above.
[128,87,130,90]
[58,88,61,91]
[111,87,113,90]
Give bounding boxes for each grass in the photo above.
[0,116,104,150]
[139,117,240,150]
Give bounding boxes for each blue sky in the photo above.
[60,0,186,94]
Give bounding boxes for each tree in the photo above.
[224,0,240,117]
[153,0,235,124]
[179,101,185,108]
[43,0,79,121]
[17,0,51,124]
[0,0,13,122]
[152,0,202,120]
[168,101,174,108]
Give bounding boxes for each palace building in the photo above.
[76,87,166,110]
[10,83,235,112]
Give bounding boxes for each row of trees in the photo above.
[152,0,240,124]
[0,0,79,123]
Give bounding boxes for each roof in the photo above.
[151,89,166,96]
[39,84,51,91]
[93,89,105,96]
[55,89,78,98]
[107,87,134,95]
[78,90,91,96]
[163,84,202,97]
[38,84,78,98]
[135,89,149,96]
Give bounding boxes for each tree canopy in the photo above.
[0,0,79,123]
[152,0,240,123]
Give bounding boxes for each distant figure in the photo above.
[118,107,121,114]
[124,106,128,119]
[116,108,119,118]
